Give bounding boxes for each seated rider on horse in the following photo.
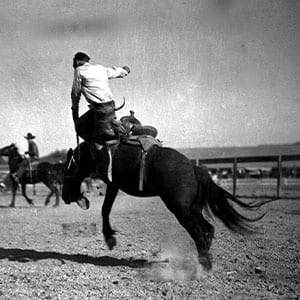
[71,52,130,180]
[12,132,39,184]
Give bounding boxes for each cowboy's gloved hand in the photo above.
[122,66,130,74]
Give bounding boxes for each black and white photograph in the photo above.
[0,1,299,299]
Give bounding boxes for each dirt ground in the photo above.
[0,185,299,299]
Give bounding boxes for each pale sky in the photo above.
[0,0,299,156]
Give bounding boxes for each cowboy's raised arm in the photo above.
[71,69,81,122]
[107,66,130,79]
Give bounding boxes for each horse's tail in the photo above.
[194,165,265,234]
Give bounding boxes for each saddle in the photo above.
[26,160,39,168]
[106,123,162,191]
[125,133,162,191]
[17,157,39,172]
[69,110,161,190]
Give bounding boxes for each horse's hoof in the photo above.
[53,204,59,208]
[9,204,15,208]
[105,236,117,250]
[198,254,212,272]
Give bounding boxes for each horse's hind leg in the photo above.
[192,192,215,256]
[190,212,214,270]
[44,181,59,207]
[45,191,53,206]
[163,194,214,271]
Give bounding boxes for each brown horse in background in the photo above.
[0,143,64,207]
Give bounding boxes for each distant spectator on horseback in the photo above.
[24,132,39,161]
[11,132,39,184]
[71,51,130,178]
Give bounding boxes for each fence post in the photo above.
[276,155,282,199]
[233,157,237,197]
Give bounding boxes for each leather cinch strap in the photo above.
[139,151,147,191]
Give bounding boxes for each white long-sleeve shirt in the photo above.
[71,62,129,110]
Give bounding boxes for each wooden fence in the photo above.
[193,154,300,199]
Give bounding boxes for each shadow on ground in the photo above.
[0,247,147,268]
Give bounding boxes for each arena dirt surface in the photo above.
[0,185,299,299]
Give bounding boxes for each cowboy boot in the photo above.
[94,144,112,183]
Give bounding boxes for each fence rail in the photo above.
[193,154,300,198]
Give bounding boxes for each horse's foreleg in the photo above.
[9,181,18,207]
[102,183,119,250]
[54,187,60,207]
[33,184,36,195]
[22,183,33,206]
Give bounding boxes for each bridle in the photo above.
[66,154,78,172]
[65,150,80,179]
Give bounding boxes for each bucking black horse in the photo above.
[62,116,264,271]
[0,143,64,207]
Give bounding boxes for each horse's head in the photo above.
[0,143,22,173]
[62,143,95,204]
[62,148,81,204]
[0,143,18,156]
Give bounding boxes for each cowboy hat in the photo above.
[24,133,35,139]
